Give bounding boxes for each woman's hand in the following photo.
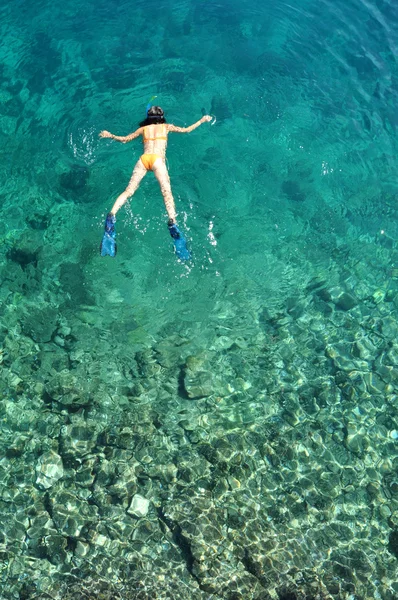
[99,130,113,138]
[201,115,212,123]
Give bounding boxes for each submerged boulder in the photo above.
[59,164,89,191]
[183,353,232,399]
[35,451,64,489]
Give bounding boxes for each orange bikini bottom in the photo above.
[140,154,162,171]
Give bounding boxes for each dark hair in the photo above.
[139,105,166,127]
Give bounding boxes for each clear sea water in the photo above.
[1,0,398,598]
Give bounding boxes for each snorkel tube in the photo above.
[146,95,157,116]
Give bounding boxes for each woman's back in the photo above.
[142,124,168,155]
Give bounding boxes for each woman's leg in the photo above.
[152,159,177,222]
[153,159,191,259]
[110,159,147,215]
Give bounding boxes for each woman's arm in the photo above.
[99,127,143,143]
[167,115,212,133]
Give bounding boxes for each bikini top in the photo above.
[143,124,167,141]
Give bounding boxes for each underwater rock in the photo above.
[45,534,68,565]
[6,231,42,270]
[45,370,96,407]
[59,262,94,306]
[183,353,231,398]
[317,472,340,498]
[38,347,70,379]
[154,335,188,368]
[335,292,358,311]
[74,540,90,558]
[59,164,89,191]
[353,338,377,361]
[60,423,97,459]
[26,212,50,230]
[0,94,23,118]
[101,65,137,90]
[210,95,232,122]
[184,369,215,398]
[26,512,57,540]
[146,462,178,484]
[388,530,398,558]
[51,489,96,537]
[329,287,358,311]
[282,180,305,202]
[20,302,58,343]
[128,494,150,518]
[381,316,398,340]
[363,372,385,395]
[379,504,391,519]
[35,451,64,489]
[75,459,96,487]
[326,343,365,372]
[132,519,157,543]
[162,71,186,92]
[345,431,368,455]
[91,457,116,487]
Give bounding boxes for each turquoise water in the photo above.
[1,0,398,598]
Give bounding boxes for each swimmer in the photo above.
[99,105,212,260]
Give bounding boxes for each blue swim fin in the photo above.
[168,221,191,260]
[100,213,117,257]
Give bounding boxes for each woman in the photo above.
[99,106,212,260]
